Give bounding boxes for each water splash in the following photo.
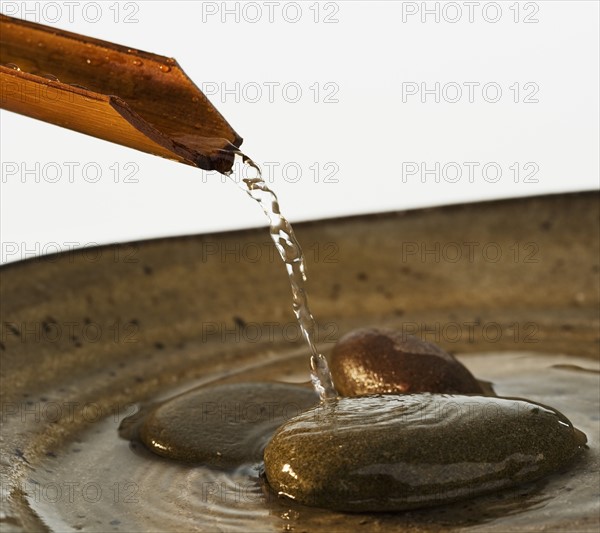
[225,152,337,401]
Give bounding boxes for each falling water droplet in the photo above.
[159,65,171,73]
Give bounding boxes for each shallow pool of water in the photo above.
[24,351,599,532]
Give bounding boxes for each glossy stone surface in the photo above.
[138,382,318,466]
[330,328,486,396]
[264,394,587,512]
[2,192,597,531]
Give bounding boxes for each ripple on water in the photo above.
[25,352,600,532]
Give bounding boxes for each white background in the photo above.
[1,0,598,264]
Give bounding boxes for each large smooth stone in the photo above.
[264,394,587,512]
[138,382,317,466]
[330,328,486,395]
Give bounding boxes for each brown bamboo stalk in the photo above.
[0,14,242,173]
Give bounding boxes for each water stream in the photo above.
[225,152,337,401]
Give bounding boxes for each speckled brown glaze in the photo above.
[1,192,598,531]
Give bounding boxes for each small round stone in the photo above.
[264,394,587,512]
[139,382,317,466]
[330,328,486,396]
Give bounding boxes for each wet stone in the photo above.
[137,382,318,467]
[330,328,486,396]
[264,394,587,512]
